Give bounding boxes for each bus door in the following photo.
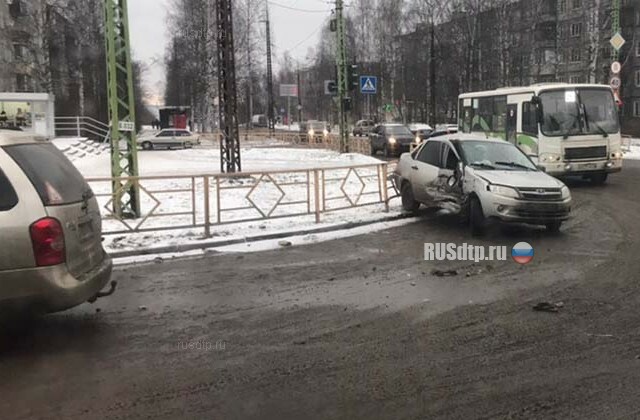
[506,104,517,145]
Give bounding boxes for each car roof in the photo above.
[433,133,507,143]
[0,130,47,146]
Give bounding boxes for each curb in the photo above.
[109,212,413,259]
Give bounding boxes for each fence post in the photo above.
[382,164,389,212]
[204,176,211,237]
[313,169,321,223]
[76,116,81,138]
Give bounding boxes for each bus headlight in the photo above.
[415,136,421,144]
[561,186,571,199]
[308,129,315,136]
[388,137,397,145]
[539,153,562,163]
[488,185,520,199]
[611,151,623,159]
[323,129,329,136]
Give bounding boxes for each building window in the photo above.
[12,44,28,61]
[636,42,640,57]
[636,70,640,87]
[570,23,582,37]
[15,74,32,92]
[570,49,581,62]
[635,101,640,117]
[559,0,567,12]
[570,75,585,83]
[572,0,581,9]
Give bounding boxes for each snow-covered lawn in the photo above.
[53,138,402,256]
[623,138,640,160]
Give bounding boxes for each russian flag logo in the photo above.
[512,242,534,265]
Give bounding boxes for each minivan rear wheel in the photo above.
[401,182,420,213]
[470,196,486,237]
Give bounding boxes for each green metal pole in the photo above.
[105,0,140,218]
[335,0,348,153]
[612,0,620,61]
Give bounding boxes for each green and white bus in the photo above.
[458,83,622,183]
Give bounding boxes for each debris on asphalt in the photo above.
[153,257,164,264]
[278,240,292,247]
[432,269,458,277]
[533,302,562,313]
[328,277,336,282]
[293,339,307,345]
[410,282,416,286]
[138,306,148,311]
[95,308,101,313]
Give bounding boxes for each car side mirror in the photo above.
[456,161,464,177]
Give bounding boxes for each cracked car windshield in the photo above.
[1,0,637,419]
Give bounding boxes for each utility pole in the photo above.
[429,24,436,126]
[297,66,302,124]
[247,0,254,128]
[216,0,241,173]
[335,0,349,153]
[104,0,140,218]
[264,2,276,136]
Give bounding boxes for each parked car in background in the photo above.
[0,130,114,315]
[353,119,375,137]
[393,134,572,235]
[369,124,415,157]
[137,129,200,150]
[251,114,269,128]
[408,123,433,142]
[436,123,458,132]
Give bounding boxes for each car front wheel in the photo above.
[470,196,486,237]
[401,182,420,213]
[142,141,153,150]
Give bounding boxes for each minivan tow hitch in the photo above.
[88,281,118,303]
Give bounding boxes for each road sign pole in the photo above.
[335,0,348,153]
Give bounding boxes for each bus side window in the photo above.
[522,102,538,135]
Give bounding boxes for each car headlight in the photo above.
[388,137,397,145]
[488,184,520,199]
[611,151,623,159]
[323,129,329,136]
[561,185,571,199]
[308,129,314,136]
[415,136,420,143]
[539,153,562,163]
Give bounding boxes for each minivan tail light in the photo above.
[30,218,65,267]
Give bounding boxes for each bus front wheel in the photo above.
[590,173,608,185]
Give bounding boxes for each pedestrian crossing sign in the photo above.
[360,76,377,94]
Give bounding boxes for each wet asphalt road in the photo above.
[2,161,640,419]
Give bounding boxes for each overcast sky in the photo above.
[128,0,333,105]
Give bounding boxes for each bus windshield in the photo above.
[539,88,619,137]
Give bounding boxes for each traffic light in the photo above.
[344,97,352,111]
[347,64,358,91]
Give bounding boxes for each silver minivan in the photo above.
[0,130,113,314]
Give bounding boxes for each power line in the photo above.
[269,1,331,13]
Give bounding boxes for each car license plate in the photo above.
[581,163,598,170]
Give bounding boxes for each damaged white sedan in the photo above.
[392,135,572,235]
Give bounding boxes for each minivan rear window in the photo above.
[0,168,18,211]
[4,143,93,206]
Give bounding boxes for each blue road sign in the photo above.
[360,76,377,94]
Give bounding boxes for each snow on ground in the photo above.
[52,137,402,256]
[623,138,640,160]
